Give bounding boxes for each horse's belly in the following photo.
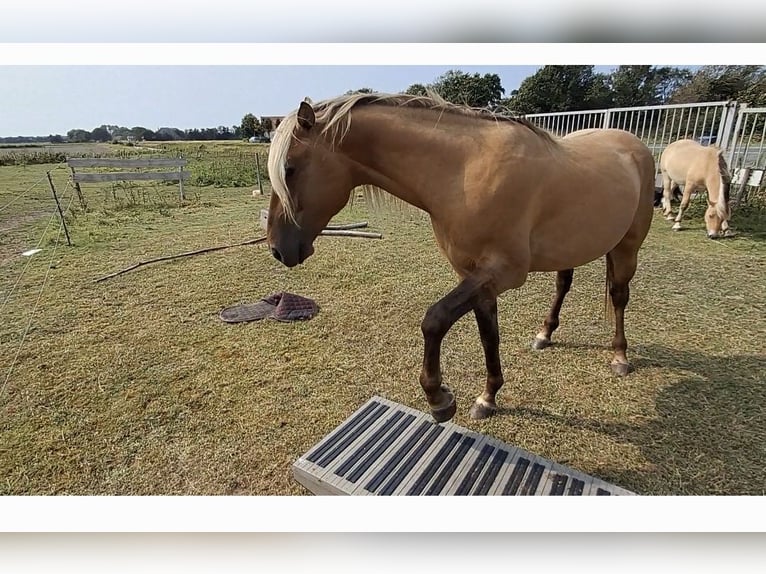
[663,164,690,184]
[528,210,635,271]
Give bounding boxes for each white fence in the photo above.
[523,101,766,201]
[728,105,766,170]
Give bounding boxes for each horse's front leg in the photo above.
[672,181,696,231]
[420,275,491,422]
[661,174,675,219]
[468,292,505,420]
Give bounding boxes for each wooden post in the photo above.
[254,152,264,195]
[46,171,72,247]
[69,165,87,211]
[178,155,185,201]
[733,167,751,207]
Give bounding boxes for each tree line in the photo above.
[2,65,763,144]
[402,65,765,114]
[0,117,276,145]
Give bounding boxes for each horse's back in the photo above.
[660,139,719,183]
[562,128,655,194]
[521,128,654,272]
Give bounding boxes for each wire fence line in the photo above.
[0,204,61,316]
[0,171,53,214]
[0,181,75,401]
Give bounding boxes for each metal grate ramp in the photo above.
[293,395,635,496]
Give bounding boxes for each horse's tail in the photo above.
[716,150,731,221]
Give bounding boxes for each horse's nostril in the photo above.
[271,247,282,262]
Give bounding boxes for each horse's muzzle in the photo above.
[269,241,314,268]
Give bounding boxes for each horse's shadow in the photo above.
[499,343,766,495]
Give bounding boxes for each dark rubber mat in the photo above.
[219,292,319,323]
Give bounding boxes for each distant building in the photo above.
[260,115,284,141]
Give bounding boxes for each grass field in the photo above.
[1,145,765,496]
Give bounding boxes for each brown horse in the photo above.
[660,138,731,238]
[266,92,655,423]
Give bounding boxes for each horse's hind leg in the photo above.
[532,268,574,350]
[469,294,505,420]
[605,248,638,376]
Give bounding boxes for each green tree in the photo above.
[259,117,273,134]
[609,66,692,107]
[670,66,764,104]
[130,126,155,141]
[90,126,111,142]
[503,66,608,114]
[345,87,374,95]
[240,113,259,139]
[404,83,428,96]
[737,68,766,105]
[66,129,91,143]
[429,70,505,108]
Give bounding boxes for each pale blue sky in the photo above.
[0,64,697,137]
[0,65,593,137]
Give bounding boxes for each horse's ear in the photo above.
[297,101,315,131]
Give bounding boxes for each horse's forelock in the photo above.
[267,112,299,222]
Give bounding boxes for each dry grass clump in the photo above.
[2,165,764,495]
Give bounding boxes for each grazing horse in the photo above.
[659,139,731,237]
[266,92,655,422]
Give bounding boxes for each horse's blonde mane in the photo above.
[717,151,731,185]
[268,91,554,220]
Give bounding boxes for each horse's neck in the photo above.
[338,107,474,213]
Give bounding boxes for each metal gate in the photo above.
[524,100,765,203]
[524,101,738,171]
[728,105,766,204]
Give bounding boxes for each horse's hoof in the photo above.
[665,214,674,220]
[431,400,457,423]
[610,362,631,377]
[672,223,682,231]
[430,385,456,423]
[723,229,736,238]
[469,400,497,420]
[531,336,551,350]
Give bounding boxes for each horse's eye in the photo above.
[285,166,295,178]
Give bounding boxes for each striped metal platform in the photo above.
[293,395,635,496]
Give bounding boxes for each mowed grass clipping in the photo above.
[1,163,765,495]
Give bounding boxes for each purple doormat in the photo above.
[219,292,319,323]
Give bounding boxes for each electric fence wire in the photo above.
[0,179,72,317]
[1,186,76,400]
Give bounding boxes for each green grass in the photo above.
[1,156,765,496]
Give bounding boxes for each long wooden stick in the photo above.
[319,230,382,239]
[324,221,369,230]
[93,228,382,283]
[93,237,268,283]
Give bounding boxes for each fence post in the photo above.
[602,110,611,130]
[178,155,185,201]
[46,170,72,247]
[726,102,747,169]
[719,100,738,156]
[733,167,752,207]
[254,152,264,195]
[68,165,87,211]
